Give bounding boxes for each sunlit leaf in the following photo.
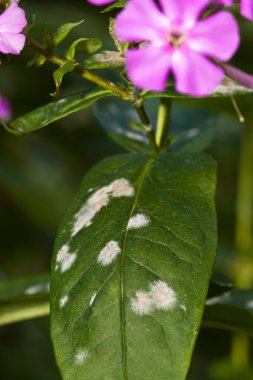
[52,20,84,46]
[65,38,102,60]
[51,60,75,97]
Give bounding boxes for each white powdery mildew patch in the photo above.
[89,292,97,306]
[149,280,177,310]
[59,295,69,309]
[127,213,150,230]
[131,291,153,316]
[131,280,177,316]
[97,240,121,266]
[25,285,43,295]
[246,300,253,309]
[55,244,77,273]
[72,178,134,236]
[180,304,187,312]
[74,350,88,365]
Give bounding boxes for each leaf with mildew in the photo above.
[51,152,217,379]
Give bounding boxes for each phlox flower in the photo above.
[0,2,27,55]
[116,0,240,97]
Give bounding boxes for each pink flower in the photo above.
[0,95,12,122]
[87,0,115,4]
[0,2,27,55]
[116,0,240,97]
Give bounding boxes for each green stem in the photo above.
[155,98,172,151]
[235,123,253,261]
[231,122,253,375]
[135,104,158,154]
[27,37,132,100]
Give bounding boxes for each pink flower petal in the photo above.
[171,48,224,96]
[241,0,253,20]
[116,0,169,43]
[188,11,240,61]
[125,44,172,92]
[159,0,210,27]
[0,33,26,55]
[0,3,27,34]
[87,0,115,4]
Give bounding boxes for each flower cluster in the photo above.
[0,2,27,56]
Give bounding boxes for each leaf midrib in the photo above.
[120,155,155,380]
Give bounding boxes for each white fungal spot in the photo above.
[180,304,187,312]
[131,280,177,316]
[74,350,88,365]
[55,244,77,273]
[131,291,153,316]
[59,295,69,308]
[127,213,150,230]
[149,280,177,310]
[72,178,134,236]
[97,241,121,266]
[25,285,43,295]
[89,292,97,306]
[246,300,253,309]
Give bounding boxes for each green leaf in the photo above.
[65,38,102,60]
[1,88,115,135]
[52,20,84,46]
[204,289,253,336]
[51,152,217,380]
[103,0,127,13]
[51,61,75,97]
[94,97,149,153]
[94,98,218,153]
[0,273,49,326]
[84,51,125,70]
[109,17,128,53]
[141,77,253,100]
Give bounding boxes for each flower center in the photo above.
[167,32,185,48]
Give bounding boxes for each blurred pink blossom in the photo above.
[0,95,12,122]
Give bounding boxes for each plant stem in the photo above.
[27,37,132,100]
[135,104,158,154]
[155,98,172,151]
[231,122,253,374]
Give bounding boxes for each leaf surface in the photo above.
[51,152,217,379]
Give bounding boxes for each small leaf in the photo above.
[51,152,217,380]
[52,20,84,46]
[84,50,125,69]
[102,0,127,12]
[109,17,128,53]
[65,38,102,60]
[0,273,50,326]
[1,88,114,135]
[204,289,253,336]
[51,61,76,97]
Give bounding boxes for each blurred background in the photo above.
[0,1,253,379]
